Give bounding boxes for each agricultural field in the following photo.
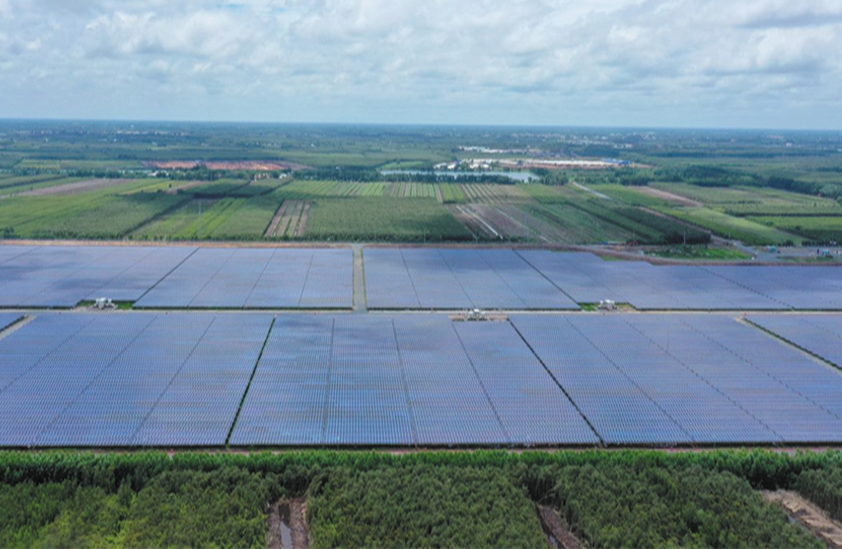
[0,180,188,239]
[658,206,802,245]
[305,197,474,242]
[0,122,840,249]
[134,195,282,240]
[750,216,842,243]
[1,450,841,548]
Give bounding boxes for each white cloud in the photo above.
[0,0,839,128]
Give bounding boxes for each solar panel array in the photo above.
[512,314,842,444]
[0,313,272,447]
[3,310,842,448]
[706,266,842,310]
[516,250,787,310]
[135,248,352,309]
[748,314,842,369]
[364,248,578,309]
[0,245,195,307]
[231,314,595,446]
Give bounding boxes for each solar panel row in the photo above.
[747,314,842,370]
[2,312,842,447]
[706,267,842,310]
[0,313,272,447]
[511,314,842,444]
[1,245,839,311]
[366,248,842,310]
[516,250,787,310]
[364,248,578,310]
[0,246,195,307]
[134,248,352,309]
[231,315,595,445]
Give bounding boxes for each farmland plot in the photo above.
[305,197,473,241]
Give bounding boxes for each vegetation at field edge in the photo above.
[0,450,841,548]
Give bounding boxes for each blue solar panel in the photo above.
[0,313,272,447]
[364,248,577,310]
[510,315,691,445]
[516,250,786,310]
[135,248,353,309]
[748,314,842,370]
[230,316,334,446]
[453,321,598,445]
[0,246,197,307]
[705,266,842,310]
[393,315,506,445]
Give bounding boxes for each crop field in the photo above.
[272,179,520,204]
[305,197,474,241]
[134,195,282,240]
[750,216,842,243]
[659,206,801,245]
[0,184,188,239]
[0,173,834,246]
[264,200,311,238]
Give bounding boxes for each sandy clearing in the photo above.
[763,490,842,548]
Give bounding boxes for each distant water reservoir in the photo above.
[381,170,539,182]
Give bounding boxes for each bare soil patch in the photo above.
[268,498,309,549]
[537,504,584,549]
[637,186,702,206]
[17,179,133,197]
[763,490,842,548]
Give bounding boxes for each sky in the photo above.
[0,0,840,129]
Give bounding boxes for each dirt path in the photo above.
[571,181,611,200]
[537,505,584,549]
[763,490,842,548]
[290,498,310,549]
[637,186,702,206]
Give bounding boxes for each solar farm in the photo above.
[0,243,841,448]
[0,273,841,448]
